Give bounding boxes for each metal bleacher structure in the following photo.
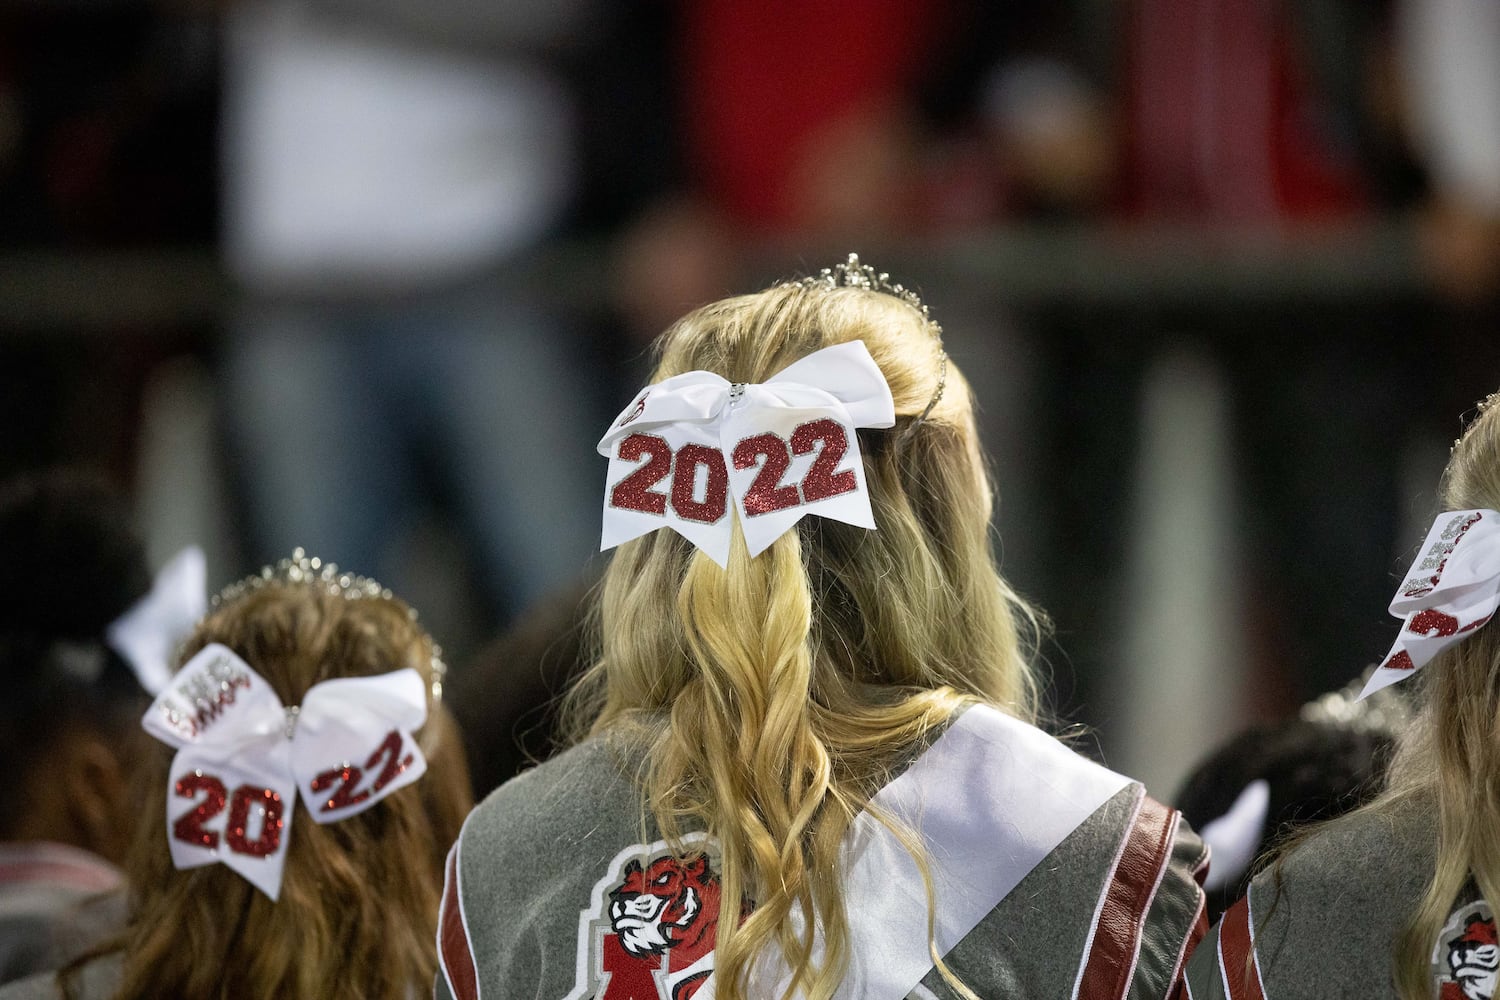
[0,220,1424,332]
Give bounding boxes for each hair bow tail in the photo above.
[164,738,297,901]
[1361,508,1500,699]
[291,670,432,825]
[601,408,733,566]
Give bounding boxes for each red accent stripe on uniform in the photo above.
[1165,891,1209,999]
[1077,796,1179,1000]
[439,843,481,1000]
[1179,844,1211,969]
[1191,902,1209,952]
[1216,896,1267,1000]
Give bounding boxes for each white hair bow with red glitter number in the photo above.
[597,341,896,567]
[1361,509,1500,699]
[141,643,428,900]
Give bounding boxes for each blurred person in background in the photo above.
[1400,0,1500,304]
[1393,0,1500,453]
[0,473,152,984]
[608,0,962,342]
[448,575,594,799]
[1003,0,1425,727]
[1173,671,1408,924]
[2,551,471,999]
[606,1,1108,325]
[219,0,606,638]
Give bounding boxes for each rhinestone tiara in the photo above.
[790,253,942,335]
[788,253,947,423]
[212,547,392,607]
[210,548,447,701]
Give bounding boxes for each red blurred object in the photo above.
[679,0,947,232]
[1121,0,1367,223]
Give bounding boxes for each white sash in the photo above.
[708,705,1133,999]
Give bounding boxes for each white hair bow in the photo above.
[106,545,207,695]
[141,643,428,899]
[1361,508,1500,699]
[597,340,896,567]
[1198,779,1270,892]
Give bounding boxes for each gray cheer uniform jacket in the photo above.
[438,704,1209,1000]
[1184,795,1490,1000]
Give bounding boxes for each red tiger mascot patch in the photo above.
[1435,903,1498,1000]
[567,836,726,1000]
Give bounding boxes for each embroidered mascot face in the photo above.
[608,853,719,958]
[569,840,731,1000]
[1445,913,1500,1000]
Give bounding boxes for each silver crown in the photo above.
[789,253,948,422]
[211,548,447,701]
[212,548,392,607]
[792,253,940,332]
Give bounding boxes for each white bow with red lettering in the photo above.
[141,643,428,900]
[597,341,896,567]
[1361,508,1500,699]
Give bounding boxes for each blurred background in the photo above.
[4,0,1500,796]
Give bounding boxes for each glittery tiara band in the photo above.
[212,547,391,607]
[210,548,446,701]
[785,253,947,424]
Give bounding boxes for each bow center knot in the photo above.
[283,705,301,740]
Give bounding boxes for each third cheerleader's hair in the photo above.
[140,551,440,900]
[597,254,945,566]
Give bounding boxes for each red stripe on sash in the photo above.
[439,845,481,1000]
[1166,892,1209,999]
[1191,901,1209,952]
[1217,896,1266,1000]
[1179,846,1210,970]
[1077,796,1179,1000]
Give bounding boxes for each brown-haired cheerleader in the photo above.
[437,256,1208,1000]
[1186,392,1500,1000]
[1,551,472,1000]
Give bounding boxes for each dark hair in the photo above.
[0,470,151,835]
[1174,714,1397,921]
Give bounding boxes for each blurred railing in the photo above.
[0,219,1428,333]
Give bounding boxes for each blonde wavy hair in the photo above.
[69,579,472,1000]
[1378,391,1500,1000]
[564,279,1042,1000]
